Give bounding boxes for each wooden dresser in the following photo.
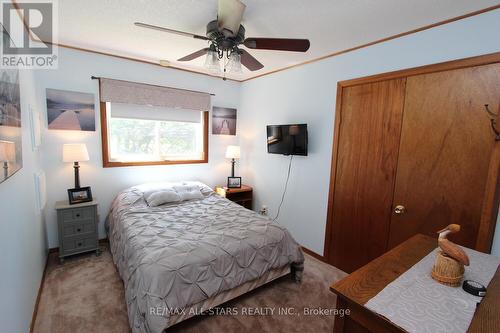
[330,234,500,333]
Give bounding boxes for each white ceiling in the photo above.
[55,0,499,81]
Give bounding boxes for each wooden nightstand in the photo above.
[55,199,100,263]
[215,185,253,209]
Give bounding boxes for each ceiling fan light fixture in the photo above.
[204,47,221,75]
[136,0,311,77]
[225,51,242,74]
[218,0,246,37]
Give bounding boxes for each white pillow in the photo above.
[138,181,213,199]
[181,181,213,195]
[139,182,176,200]
[173,185,204,201]
[145,189,181,207]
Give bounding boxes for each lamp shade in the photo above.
[225,145,240,159]
[0,140,16,162]
[63,144,89,162]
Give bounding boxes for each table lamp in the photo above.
[0,140,16,180]
[63,143,89,188]
[225,145,240,177]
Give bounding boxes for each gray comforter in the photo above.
[108,185,304,333]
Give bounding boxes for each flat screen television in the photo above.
[267,124,308,156]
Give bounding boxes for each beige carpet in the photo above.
[33,245,347,333]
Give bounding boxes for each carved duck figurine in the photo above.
[437,224,470,266]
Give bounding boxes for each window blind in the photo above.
[98,78,211,111]
[108,103,202,123]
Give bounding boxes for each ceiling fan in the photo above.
[134,0,310,77]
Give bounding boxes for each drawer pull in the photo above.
[76,228,81,232]
[77,242,82,247]
[76,213,81,218]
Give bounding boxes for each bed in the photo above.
[106,182,304,333]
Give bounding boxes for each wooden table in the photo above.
[330,234,500,333]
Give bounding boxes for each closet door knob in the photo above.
[394,205,406,215]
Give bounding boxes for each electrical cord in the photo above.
[273,155,293,222]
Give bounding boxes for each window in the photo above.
[97,77,211,167]
[101,102,208,167]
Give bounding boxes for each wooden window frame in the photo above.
[100,102,209,167]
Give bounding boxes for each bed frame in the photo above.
[168,264,295,328]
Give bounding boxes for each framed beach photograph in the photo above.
[212,106,237,135]
[46,88,96,131]
[227,176,242,189]
[0,65,23,184]
[68,186,93,205]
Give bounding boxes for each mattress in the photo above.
[107,185,304,333]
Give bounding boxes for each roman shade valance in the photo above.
[109,103,202,123]
[97,77,211,111]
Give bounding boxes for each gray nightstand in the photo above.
[55,199,100,263]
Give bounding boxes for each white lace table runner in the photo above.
[365,247,500,333]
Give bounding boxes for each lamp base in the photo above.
[73,162,81,189]
[231,158,236,178]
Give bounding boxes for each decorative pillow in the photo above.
[138,181,213,199]
[181,181,214,195]
[139,182,176,200]
[145,189,181,207]
[173,185,204,201]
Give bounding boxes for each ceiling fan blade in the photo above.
[244,38,310,52]
[218,0,246,37]
[134,22,209,40]
[240,49,264,71]
[177,48,209,62]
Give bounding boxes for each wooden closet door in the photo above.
[388,64,500,249]
[330,79,406,273]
